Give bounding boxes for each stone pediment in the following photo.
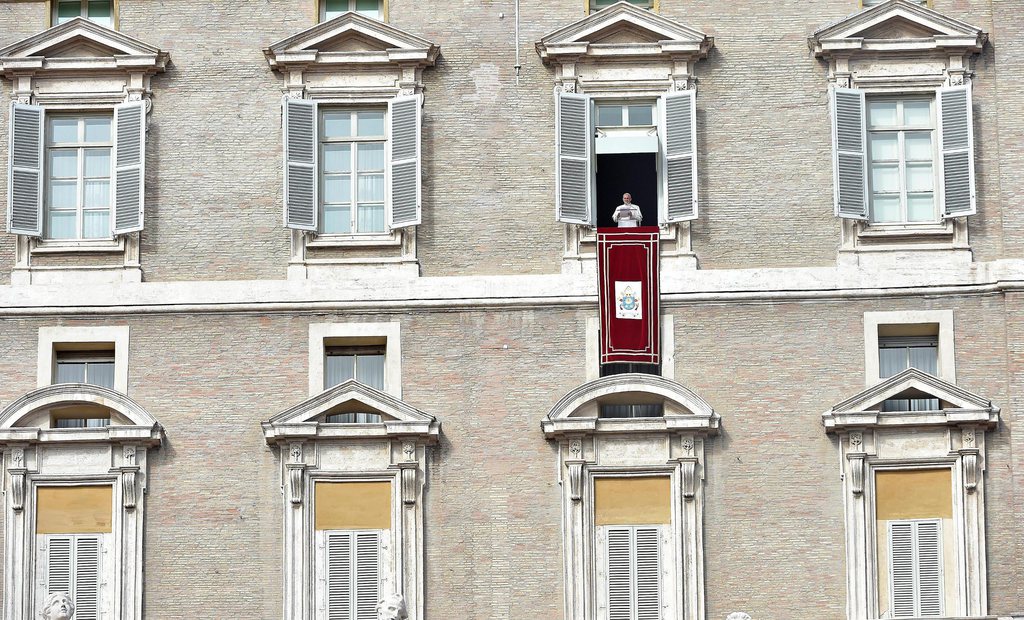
[536,1,713,64]
[264,11,439,71]
[0,17,168,77]
[809,0,986,57]
[263,379,439,444]
[823,368,999,432]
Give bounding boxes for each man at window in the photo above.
[612,193,643,227]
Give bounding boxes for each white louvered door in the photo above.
[7,102,44,236]
[321,530,382,620]
[555,91,593,225]
[937,84,976,218]
[831,87,868,219]
[888,519,943,618]
[603,526,664,620]
[43,534,104,620]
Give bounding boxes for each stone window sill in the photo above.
[306,231,402,249]
[30,237,125,254]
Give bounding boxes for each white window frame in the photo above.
[35,513,115,618]
[319,107,388,236]
[885,518,945,618]
[51,0,116,28]
[37,326,129,394]
[589,0,653,13]
[320,0,384,22]
[865,96,939,225]
[863,310,954,385]
[43,113,114,241]
[308,322,401,397]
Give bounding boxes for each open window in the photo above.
[863,310,954,385]
[543,374,719,620]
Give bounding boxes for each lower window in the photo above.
[45,114,113,240]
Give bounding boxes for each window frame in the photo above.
[865,96,939,225]
[49,0,117,29]
[308,322,401,397]
[588,0,655,14]
[863,310,954,385]
[319,0,386,22]
[53,350,116,388]
[37,326,129,394]
[319,107,388,236]
[44,113,114,241]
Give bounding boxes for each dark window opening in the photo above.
[53,417,110,429]
[326,412,383,423]
[600,363,660,377]
[595,153,657,228]
[599,403,664,418]
[54,350,115,388]
[879,335,938,378]
[880,398,939,412]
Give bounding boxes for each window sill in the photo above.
[857,220,953,241]
[579,223,678,244]
[306,231,402,249]
[31,237,124,254]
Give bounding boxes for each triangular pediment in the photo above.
[810,0,985,55]
[264,11,439,69]
[537,1,712,62]
[832,368,991,414]
[0,17,162,60]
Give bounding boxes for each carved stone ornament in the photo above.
[681,437,694,456]
[123,445,136,465]
[400,463,417,506]
[122,469,138,510]
[849,431,863,450]
[39,592,75,620]
[376,592,409,620]
[679,459,697,501]
[567,461,584,502]
[286,463,305,505]
[962,428,976,447]
[569,439,582,459]
[402,442,416,462]
[11,447,24,467]
[289,443,303,463]
[726,613,752,620]
[10,471,25,512]
[848,453,865,497]
[962,450,978,493]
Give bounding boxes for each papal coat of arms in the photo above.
[614,281,643,320]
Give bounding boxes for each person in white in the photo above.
[611,193,643,227]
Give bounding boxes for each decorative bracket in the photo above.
[9,469,25,512]
[678,457,698,501]
[960,449,979,493]
[286,442,306,505]
[567,460,585,502]
[398,461,418,506]
[847,453,865,497]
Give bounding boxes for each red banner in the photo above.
[597,227,660,365]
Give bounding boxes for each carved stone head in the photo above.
[40,593,75,620]
[726,613,752,620]
[376,593,409,620]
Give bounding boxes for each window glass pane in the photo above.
[325,354,356,388]
[50,151,78,178]
[86,361,115,388]
[83,118,111,143]
[870,134,898,161]
[871,164,899,193]
[84,149,110,178]
[879,347,907,378]
[354,0,380,16]
[903,100,931,126]
[83,180,109,208]
[49,181,78,208]
[324,0,348,15]
[868,101,898,128]
[49,118,79,144]
[357,204,385,233]
[55,418,88,428]
[55,362,87,383]
[357,174,384,202]
[904,132,932,161]
[323,111,352,139]
[86,418,111,428]
[905,164,933,192]
[48,211,77,239]
[908,346,938,375]
[872,196,900,223]
[327,412,383,423]
[907,195,935,222]
[324,176,351,204]
[596,105,622,127]
[323,144,351,173]
[356,354,385,389]
[357,143,385,171]
[323,205,351,234]
[356,111,385,137]
[627,105,653,126]
[56,1,82,22]
[82,210,109,238]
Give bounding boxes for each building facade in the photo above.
[0,0,1020,619]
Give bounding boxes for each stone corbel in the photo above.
[9,469,25,512]
[678,457,698,501]
[120,467,139,509]
[567,460,585,502]
[398,462,418,506]
[960,449,979,493]
[286,442,306,505]
[847,432,866,496]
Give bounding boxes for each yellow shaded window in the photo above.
[595,476,671,526]
[315,481,391,530]
[36,485,113,534]
[876,469,953,520]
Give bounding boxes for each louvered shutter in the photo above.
[916,521,943,617]
[831,87,868,219]
[354,531,380,620]
[387,94,421,229]
[937,85,976,218]
[7,102,44,236]
[661,90,698,223]
[284,98,318,231]
[74,536,100,620]
[112,100,146,234]
[555,91,593,226]
[326,532,353,620]
[889,522,916,618]
[607,528,632,620]
[46,536,72,596]
[634,528,662,620]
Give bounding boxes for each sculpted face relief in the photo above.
[376,593,408,620]
[40,593,74,620]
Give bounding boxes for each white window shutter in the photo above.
[387,94,422,229]
[606,527,632,620]
[7,102,44,236]
[112,100,146,235]
[74,536,101,620]
[354,531,380,620]
[916,521,943,617]
[326,531,353,620]
[46,536,72,596]
[634,528,662,620]
[937,85,976,218]
[284,98,318,231]
[661,90,698,223]
[555,91,593,226]
[889,522,916,618]
[831,87,868,219]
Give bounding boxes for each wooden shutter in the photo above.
[112,100,146,234]
[634,528,662,620]
[354,531,380,620]
[889,522,916,618]
[606,528,632,620]
[284,98,318,231]
[555,91,593,226]
[916,521,943,616]
[661,90,698,223]
[326,532,353,620]
[7,102,44,236]
[937,85,976,218]
[387,94,422,229]
[889,520,944,618]
[46,536,72,595]
[831,87,868,219]
[74,536,100,620]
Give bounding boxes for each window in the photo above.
[878,335,939,411]
[309,323,400,397]
[38,326,130,394]
[52,0,114,27]
[591,0,652,11]
[867,98,937,223]
[45,115,112,240]
[863,311,954,385]
[320,0,382,21]
[54,350,115,388]
[321,109,386,235]
[599,403,663,418]
[863,0,926,5]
